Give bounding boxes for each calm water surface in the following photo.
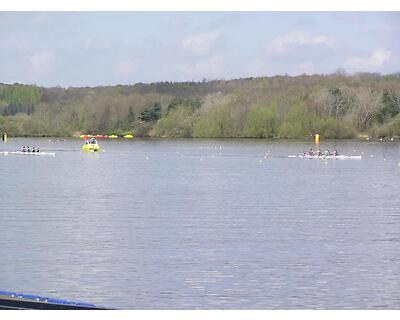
[0,138,400,309]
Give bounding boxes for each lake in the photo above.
[0,138,400,309]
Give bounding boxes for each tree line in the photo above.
[0,72,399,139]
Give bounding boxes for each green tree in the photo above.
[242,103,278,138]
[167,98,202,113]
[152,106,196,137]
[139,102,162,122]
[379,89,400,121]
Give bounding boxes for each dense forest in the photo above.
[1,72,400,139]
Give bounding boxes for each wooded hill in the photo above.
[1,72,400,139]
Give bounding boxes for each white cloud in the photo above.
[32,12,48,24]
[245,59,266,77]
[375,21,400,32]
[176,55,224,80]
[193,55,224,77]
[297,62,313,74]
[344,48,392,71]
[84,39,112,51]
[28,50,55,76]
[168,17,189,31]
[267,31,334,54]
[182,30,221,55]
[245,60,314,78]
[114,61,137,77]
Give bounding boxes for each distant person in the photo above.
[21,146,26,152]
[309,148,313,156]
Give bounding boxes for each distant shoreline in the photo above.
[3,135,398,142]
[1,73,399,139]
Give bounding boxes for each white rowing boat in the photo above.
[10,151,55,156]
[288,155,362,160]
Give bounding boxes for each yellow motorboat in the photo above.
[82,137,100,152]
[123,134,134,139]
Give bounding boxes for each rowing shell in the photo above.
[288,155,362,160]
[10,151,55,156]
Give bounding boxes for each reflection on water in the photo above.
[0,138,400,309]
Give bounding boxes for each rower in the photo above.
[22,146,26,152]
[309,148,313,156]
[36,148,40,153]
[333,149,338,156]
[32,147,36,153]
[26,147,30,152]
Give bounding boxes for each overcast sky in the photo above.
[0,12,399,87]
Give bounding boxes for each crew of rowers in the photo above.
[302,148,338,157]
[21,146,40,153]
[84,137,98,144]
